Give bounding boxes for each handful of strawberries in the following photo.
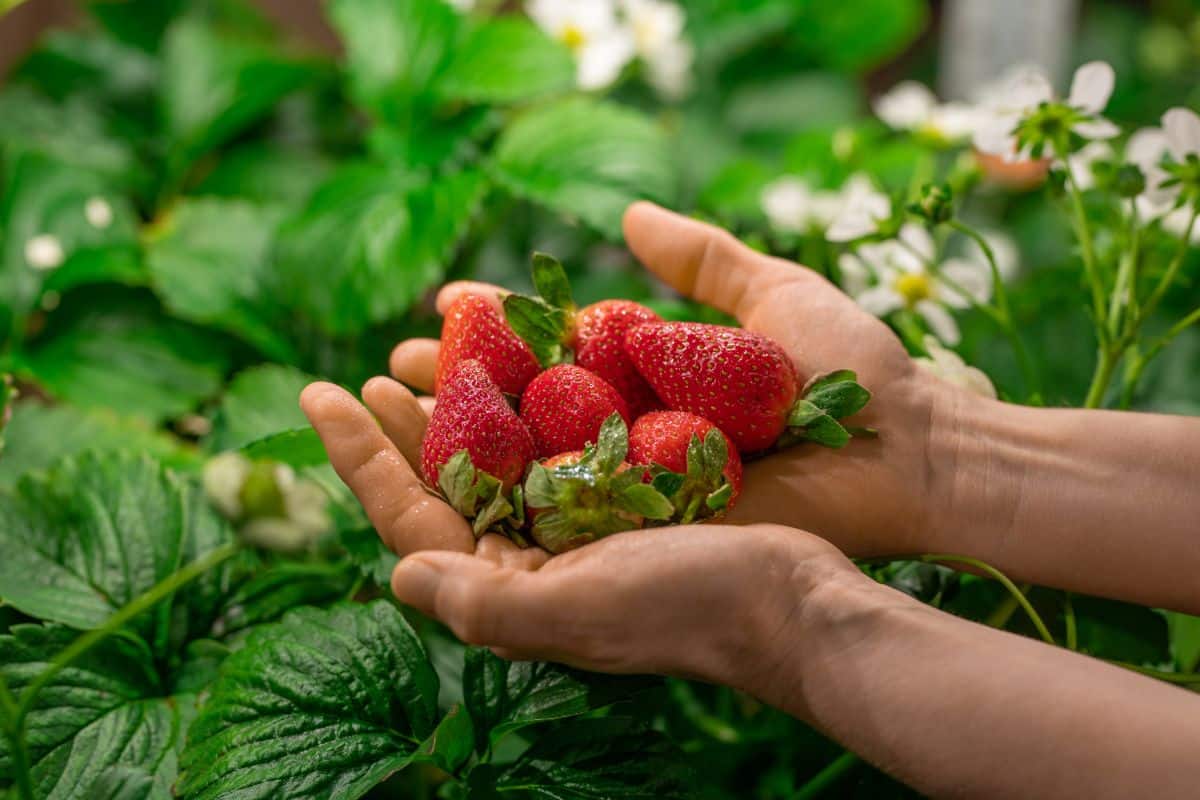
[421,254,872,553]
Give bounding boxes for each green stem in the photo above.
[1136,207,1199,328]
[1064,171,1107,339]
[0,673,33,800]
[916,554,1056,646]
[1064,593,1078,651]
[1108,204,1140,340]
[1083,347,1118,409]
[795,751,860,800]
[984,583,1032,630]
[6,540,243,793]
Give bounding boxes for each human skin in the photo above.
[300,202,1200,798]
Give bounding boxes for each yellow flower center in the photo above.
[560,24,587,52]
[894,272,933,307]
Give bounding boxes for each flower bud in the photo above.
[203,452,330,552]
[1113,164,1147,198]
[908,183,954,225]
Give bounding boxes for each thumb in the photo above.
[622,201,803,322]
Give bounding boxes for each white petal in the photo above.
[826,213,877,242]
[855,286,903,317]
[837,253,871,296]
[1067,61,1115,113]
[928,102,982,141]
[1161,205,1200,243]
[761,177,813,233]
[202,452,252,520]
[1001,67,1054,112]
[898,223,935,262]
[644,38,693,98]
[85,197,114,229]
[1162,107,1200,161]
[622,0,686,57]
[1072,117,1120,141]
[972,115,1019,156]
[939,257,993,307]
[576,31,635,89]
[1126,127,1169,168]
[872,81,937,131]
[916,300,961,345]
[961,365,998,399]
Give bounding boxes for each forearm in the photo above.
[745,571,1200,799]
[931,392,1200,613]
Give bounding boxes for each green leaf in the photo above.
[327,0,459,122]
[592,413,629,475]
[145,197,294,359]
[209,561,357,639]
[0,402,197,487]
[1072,597,1170,665]
[650,470,685,498]
[494,716,694,799]
[160,16,317,169]
[417,704,474,774]
[0,624,195,798]
[705,482,733,512]
[87,0,186,52]
[786,399,824,427]
[193,143,334,207]
[530,251,576,311]
[178,601,441,800]
[0,451,185,635]
[339,526,401,588]
[0,150,141,322]
[18,306,228,424]
[799,414,851,449]
[272,163,485,335]
[209,364,317,451]
[462,647,654,749]
[503,294,570,367]
[805,379,871,420]
[618,483,674,521]
[493,98,675,239]
[241,428,328,468]
[792,0,928,73]
[701,429,729,480]
[436,16,573,104]
[474,490,514,537]
[1164,611,1200,672]
[523,463,558,509]
[0,374,14,453]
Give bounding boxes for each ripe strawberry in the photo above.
[524,414,672,553]
[422,360,535,536]
[629,411,742,522]
[625,322,872,453]
[520,364,630,459]
[437,294,542,396]
[573,300,664,419]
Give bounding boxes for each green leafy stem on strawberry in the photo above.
[781,369,875,449]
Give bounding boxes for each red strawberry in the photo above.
[519,364,630,459]
[422,360,535,536]
[573,300,664,419]
[523,414,672,553]
[629,411,743,523]
[625,323,872,453]
[437,294,542,396]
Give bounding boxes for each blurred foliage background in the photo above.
[1,0,1198,797]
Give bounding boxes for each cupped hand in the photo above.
[386,202,966,557]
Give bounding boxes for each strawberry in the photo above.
[519,364,630,459]
[422,360,535,536]
[629,411,742,523]
[524,414,672,553]
[625,322,872,453]
[573,300,664,419]
[437,294,542,396]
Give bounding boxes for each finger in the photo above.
[390,339,439,393]
[417,396,436,417]
[300,382,474,556]
[392,553,573,655]
[435,281,507,316]
[361,377,428,472]
[622,201,817,322]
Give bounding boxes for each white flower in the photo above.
[914,336,997,399]
[761,177,841,233]
[528,0,635,90]
[825,174,892,242]
[620,0,692,98]
[203,452,331,552]
[1127,107,1200,240]
[1066,141,1114,191]
[973,61,1120,161]
[643,38,693,98]
[85,197,114,229]
[24,234,65,271]
[873,81,980,143]
[203,452,251,519]
[841,224,992,345]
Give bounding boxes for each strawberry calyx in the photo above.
[524,413,673,553]
[780,369,874,449]
[648,428,736,524]
[437,450,525,538]
[503,252,578,367]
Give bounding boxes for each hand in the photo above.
[389,521,858,691]
[388,202,973,557]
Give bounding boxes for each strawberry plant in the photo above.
[1,0,1199,798]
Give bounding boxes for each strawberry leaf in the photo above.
[593,413,629,475]
[705,483,733,512]
[523,463,558,509]
[701,429,728,482]
[805,378,871,420]
[473,490,514,537]
[531,251,575,312]
[438,450,480,516]
[786,399,825,427]
[800,415,851,448]
[617,483,674,520]
[651,470,686,498]
[503,293,570,367]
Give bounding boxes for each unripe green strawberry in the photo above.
[629,411,742,523]
[422,360,535,536]
[437,294,542,396]
[520,364,630,459]
[625,322,872,453]
[524,414,672,553]
[573,300,664,419]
